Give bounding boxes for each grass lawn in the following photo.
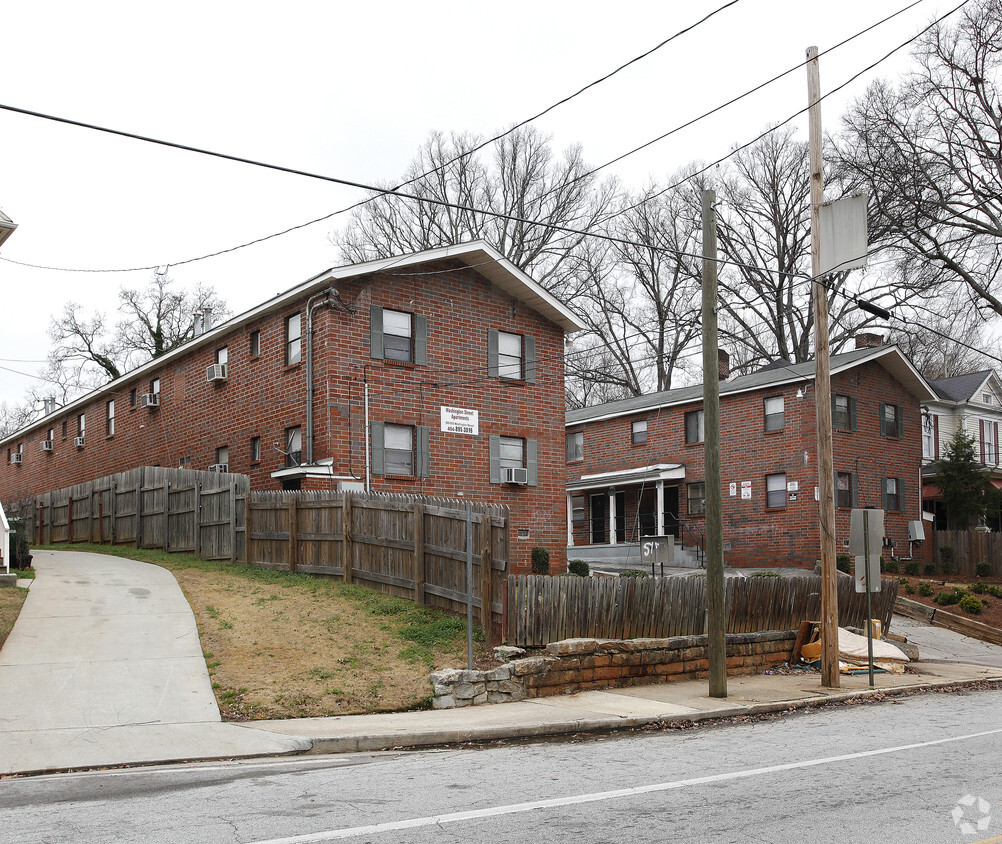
[36,544,489,720]
[0,585,28,651]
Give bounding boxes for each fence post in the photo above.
[89,487,96,543]
[229,482,238,563]
[342,492,353,584]
[288,496,298,573]
[479,511,492,636]
[163,479,170,551]
[135,469,144,548]
[193,481,202,558]
[68,495,73,544]
[109,481,117,544]
[98,498,104,544]
[412,501,425,605]
[244,493,253,564]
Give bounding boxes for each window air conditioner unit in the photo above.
[10,452,22,464]
[140,392,160,408]
[40,440,53,452]
[504,466,528,485]
[208,463,229,473]
[206,363,228,382]
[74,436,85,448]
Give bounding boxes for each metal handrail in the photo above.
[677,517,706,567]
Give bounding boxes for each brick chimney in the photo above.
[718,348,730,381]
[854,333,884,350]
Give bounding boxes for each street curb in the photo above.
[299,673,1002,755]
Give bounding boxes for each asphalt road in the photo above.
[2,687,1000,843]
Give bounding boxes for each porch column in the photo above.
[566,494,574,547]
[656,480,665,536]
[608,488,617,545]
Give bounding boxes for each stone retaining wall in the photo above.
[430,631,796,709]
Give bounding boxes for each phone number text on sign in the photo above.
[441,406,479,435]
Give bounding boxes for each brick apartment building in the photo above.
[565,342,936,568]
[0,241,583,572]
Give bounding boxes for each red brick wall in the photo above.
[0,259,568,573]
[567,361,924,567]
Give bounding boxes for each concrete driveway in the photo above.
[0,550,307,775]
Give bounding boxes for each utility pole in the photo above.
[807,46,839,689]
[702,189,726,698]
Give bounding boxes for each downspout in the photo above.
[305,289,337,466]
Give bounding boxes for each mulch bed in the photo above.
[895,573,1002,629]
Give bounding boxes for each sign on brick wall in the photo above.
[440,406,479,436]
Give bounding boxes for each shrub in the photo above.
[972,580,987,594]
[530,547,550,575]
[935,590,958,606]
[904,561,920,576]
[918,582,935,597]
[905,583,915,594]
[836,554,851,574]
[923,563,937,576]
[989,585,1002,599]
[750,570,780,577]
[619,569,649,578]
[975,561,992,578]
[940,546,955,576]
[567,560,590,577]
[8,518,32,570]
[884,559,899,574]
[959,595,984,615]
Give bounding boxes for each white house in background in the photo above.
[922,369,1002,529]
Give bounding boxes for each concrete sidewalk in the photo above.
[2,550,1001,777]
[0,551,308,776]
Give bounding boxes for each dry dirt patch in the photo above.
[40,544,490,720]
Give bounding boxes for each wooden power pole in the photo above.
[702,189,727,698]
[807,46,840,689]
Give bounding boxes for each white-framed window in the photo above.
[497,332,523,380]
[883,477,901,511]
[150,377,160,395]
[77,414,85,436]
[215,445,229,466]
[499,436,525,470]
[685,410,704,444]
[382,309,414,363]
[766,473,786,509]
[249,330,260,358]
[250,436,261,462]
[285,426,302,467]
[985,393,993,406]
[566,431,583,462]
[764,396,784,432]
[881,403,902,438]
[922,413,936,459]
[384,423,414,475]
[836,472,853,508]
[632,419,648,444]
[106,400,115,437]
[215,347,228,366]
[571,494,586,523]
[833,394,853,431]
[687,482,706,516]
[285,313,302,366]
[986,422,997,465]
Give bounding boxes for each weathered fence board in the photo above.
[245,491,509,628]
[504,573,899,647]
[933,530,1002,577]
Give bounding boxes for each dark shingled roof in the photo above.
[928,371,992,402]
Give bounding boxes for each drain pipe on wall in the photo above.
[306,287,351,467]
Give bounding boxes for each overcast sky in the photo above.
[0,0,956,409]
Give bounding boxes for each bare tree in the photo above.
[48,274,227,390]
[333,127,616,296]
[0,400,37,440]
[887,294,994,378]
[833,0,1002,318]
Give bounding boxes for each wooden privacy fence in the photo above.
[933,530,1002,577]
[505,573,900,647]
[246,491,509,632]
[8,466,249,561]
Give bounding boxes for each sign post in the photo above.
[850,508,884,688]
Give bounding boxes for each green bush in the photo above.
[939,546,955,576]
[904,561,920,576]
[619,569,649,578]
[530,547,550,575]
[905,583,915,594]
[972,580,987,594]
[959,595,984,615]
[935,589,966,606]
[975,561,992,578]
[987,584,1002,599]
[883,559,899,574]
[750,570,780,577]
[8,518,32,569]
[923,563,937,576]
[567,560,590,577]
[918,581,934,597]
[836,554,851,574]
